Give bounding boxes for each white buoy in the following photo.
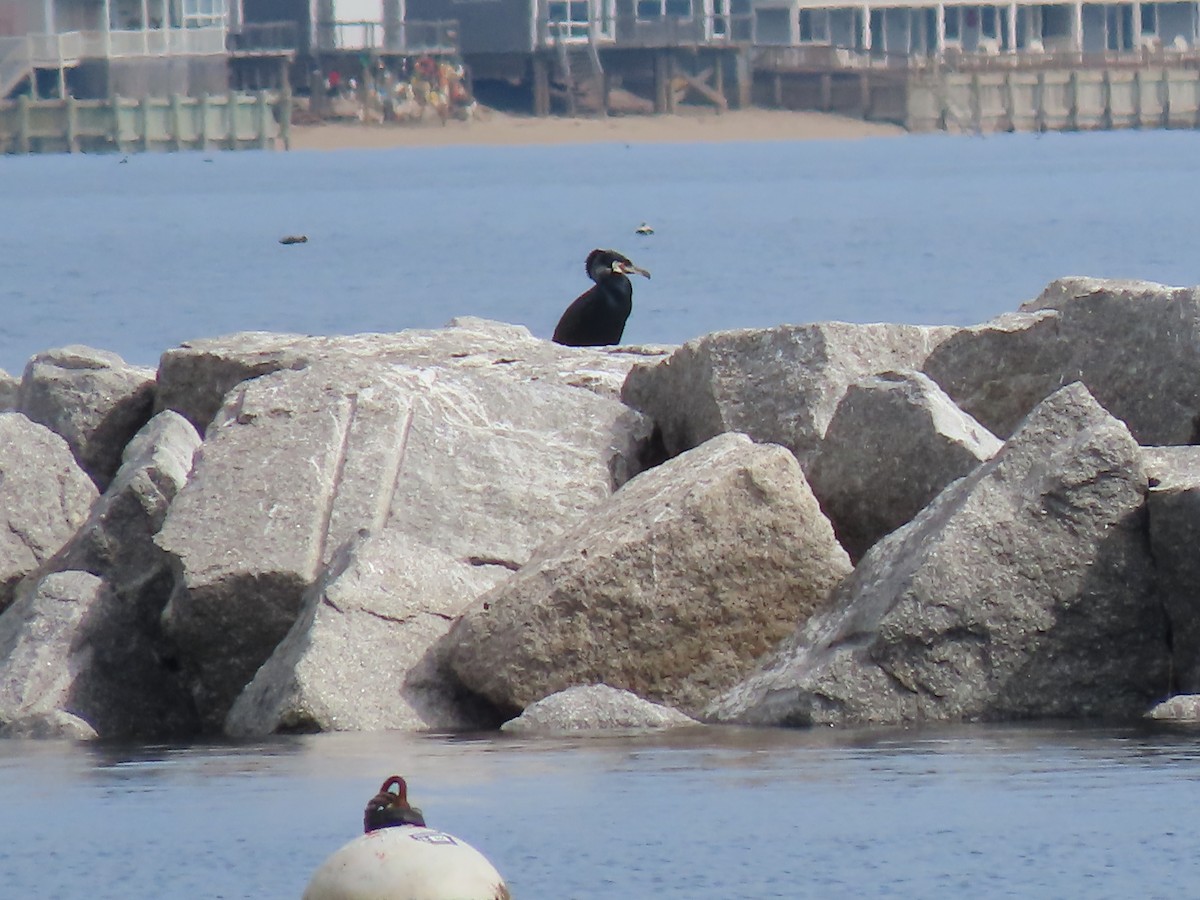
[303,775,509,900]
[303,826,510,900]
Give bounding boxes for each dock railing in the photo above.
[535,12,753,49]
[227,21,299,54]
[2,27,231,97]
[312,19,458,54]
[755,41,1200,74]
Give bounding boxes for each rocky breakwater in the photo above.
[2,279,1200,740]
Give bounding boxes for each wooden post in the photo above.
[1132,68,1142,128]
[820,73,833,111]
[654,51,669,114]
[65,95,78,152]
[971,72,982,132]
[1101,68,1113,130]
[859,73,871,118]
[256,89,270,149]
[713,51,725,114]
[111,93,125,153]
[1035,71,1047,132]
[16,93,30,154]
[1068,69,1079,130]
[279,86,292,150]
[531,55,550,117]
[227,90,239,149]
[1160,68,1170,128]
[1003,71,1015,131]
[666,53,678,114]
[939,74,951,130]
[170,92,184,150]
[198,92,210,150]
[308,66,326,118]
[735,48,752,109]
[140,95,153,151]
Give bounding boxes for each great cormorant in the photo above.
[363,775,427,832]
[552,248,650,347]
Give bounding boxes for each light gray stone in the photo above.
[0,413,98,614]
[155,317,671,433]
[445,433,852,718]
[501,684,699,733]
[52,410,200,602]
[21,410,205,736]
[1146,694,1200,722]
[806,370,1001,561]
[18,345,156,489]
[621,322,956,470]
[924,277,1200,444]
[225,530,507,736]
[0,570,194,738]
[1141,445,1200,693]
[0,368,17,411]
[158,355,655,729]
[0,709,97,740]
[709,383,1167,728]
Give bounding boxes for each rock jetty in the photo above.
[2,281,1200,740]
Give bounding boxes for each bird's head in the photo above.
[586,248,651,283]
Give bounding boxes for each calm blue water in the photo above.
[6,132,1200,897]
[2,724,1200,899]
[3,129,1200,374]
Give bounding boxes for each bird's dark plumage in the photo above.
[363,775,426,833]
[553,248,650,347]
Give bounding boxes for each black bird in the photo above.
[363,775,426,833]
[552,248,650,347]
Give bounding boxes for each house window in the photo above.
[182,0,224,27]
[1042,4,1072,38]
[944,6,962,39]
[637,0,693,19]
[1142,4,1157,32]
[799,9,831,41]
[548,0,592,37]
[981,5,998,36]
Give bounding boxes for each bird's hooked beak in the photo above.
[613,260,651,280]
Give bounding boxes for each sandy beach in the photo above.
[286,106,906,151]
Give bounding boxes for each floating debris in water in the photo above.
[279,235,308,245]
[635,222,654,235]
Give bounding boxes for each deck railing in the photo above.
[29,31,84,66]
[535,12,754,48]
[103,27,228,58]
[312,19,458,54]
[227,21,299,53]
[0,35,32,96]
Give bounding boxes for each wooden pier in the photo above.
[0,90,290,154]
[528,42,754,118]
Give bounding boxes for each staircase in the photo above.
[550,25,604,115]
[0,36,32,99]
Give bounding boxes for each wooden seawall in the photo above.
[907,67,1200,132]
[0,91,290,154]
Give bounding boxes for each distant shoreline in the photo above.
[286,107,907,151]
